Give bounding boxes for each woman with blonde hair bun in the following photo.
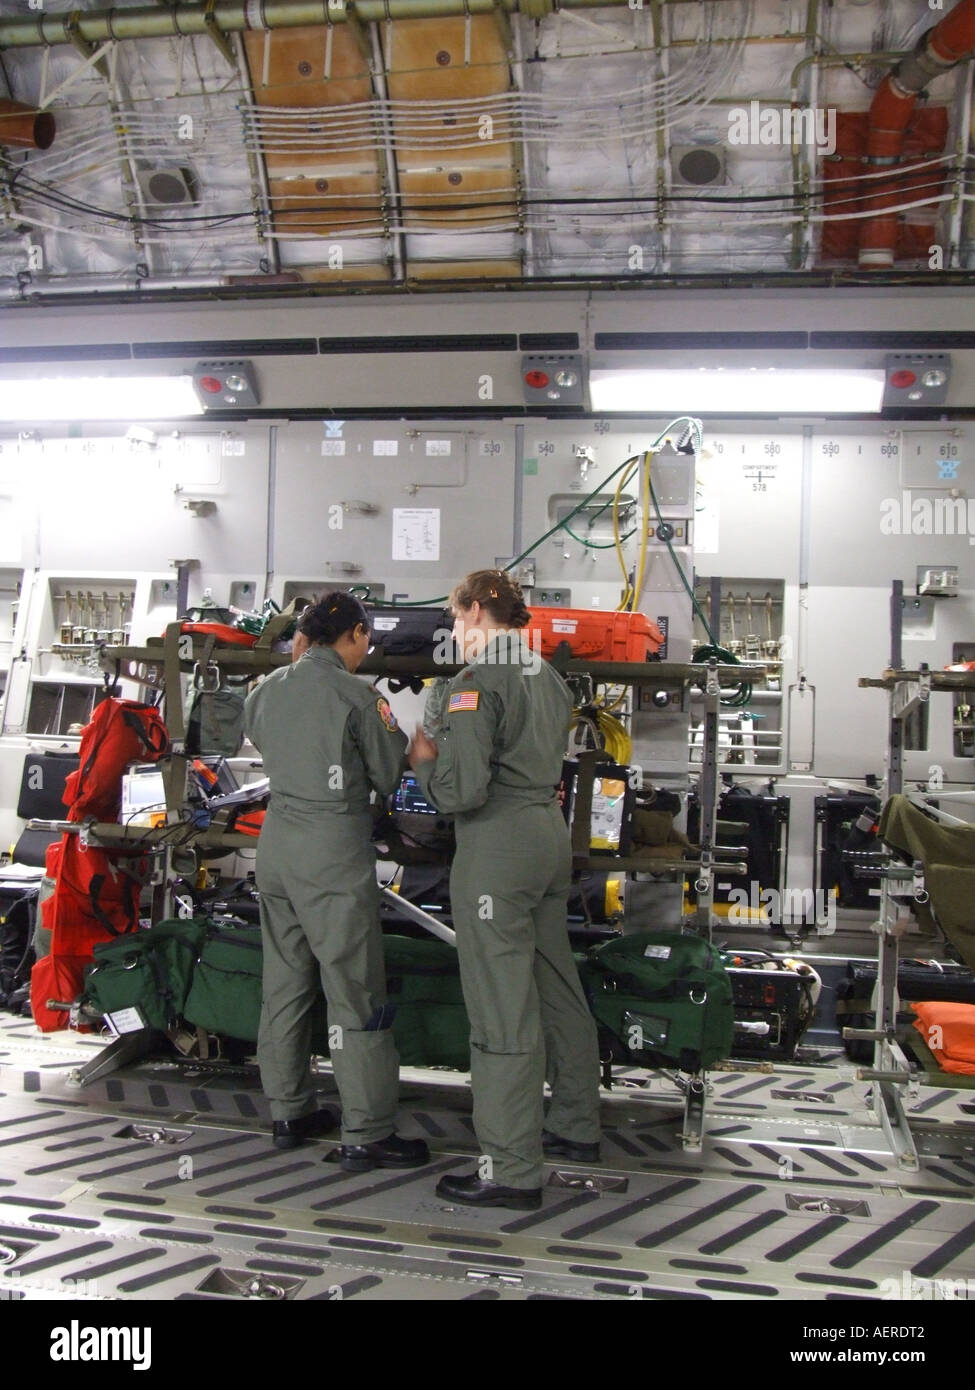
[408,569,601,1210]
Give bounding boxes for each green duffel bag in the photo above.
[182,926,465,1061]
[384,934,470,1070]
[184,682,248,758]
[581,929,734,1073]
[182,922,268,1043]
[84,918,209,1033]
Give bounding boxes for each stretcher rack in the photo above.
[26,811,455,1089]
[555,656,764,1150]
[853,580,975,1168]
[99,629,764,936]
[96,630,764,1149]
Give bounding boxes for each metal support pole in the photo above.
[694,660,721,933]
[865,586,920,1170]
[682,1075,705,1152]
[381,887,456,945]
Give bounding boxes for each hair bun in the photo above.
[449,569,529,629]
[298,591,369,646]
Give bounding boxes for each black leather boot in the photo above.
[542,1129,601,1163]
[338,1133,431,1172]
[272,1105,341,1151]
[435,1171,542,1210]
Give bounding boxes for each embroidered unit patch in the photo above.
[377,697,399,730]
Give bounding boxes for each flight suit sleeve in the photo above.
[242,680,264,752]
[413,675,500,814]
[350,690,409,797]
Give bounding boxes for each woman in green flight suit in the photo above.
[408,570,601,1210]
[244,592,429,1173]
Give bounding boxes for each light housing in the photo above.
[0,374,202,421]
[883,353,951,409]
[522,353,584,407]
[589,366,886,414]
[191,359,260,410]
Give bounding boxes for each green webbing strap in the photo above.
[571,750,606,859]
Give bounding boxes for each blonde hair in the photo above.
[449,569,531,627]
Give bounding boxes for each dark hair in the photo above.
[450,569,531,628]
[297,592,369,645]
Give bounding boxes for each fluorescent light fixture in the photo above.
[589,367,887,414]
[0,374,203,422]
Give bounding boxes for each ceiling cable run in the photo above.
[0,1,631,52]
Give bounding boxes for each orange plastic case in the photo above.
[527,608,664,662]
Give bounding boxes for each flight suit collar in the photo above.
[303,644,349,673]
[473,630,531,665]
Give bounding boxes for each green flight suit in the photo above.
[244,644,408,1143]
[414,631,601,1188]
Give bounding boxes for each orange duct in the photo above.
[858,0,975,268]
[0,97,55,150]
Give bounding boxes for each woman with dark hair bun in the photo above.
[244,592,429,1173]
[408,569,601,1211]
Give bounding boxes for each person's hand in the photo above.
[408,728,438,768]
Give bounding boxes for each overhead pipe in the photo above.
[0,0,627,52]
[859,0,975,269]
[0,97,55,148]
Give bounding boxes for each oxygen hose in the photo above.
[361,450,647,608]
[359,417,705,609]
[645,471,753,709]
[628,449,652,615]
[570,708,632,764]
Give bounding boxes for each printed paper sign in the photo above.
[392,508,440,561]
[425,439,452,457]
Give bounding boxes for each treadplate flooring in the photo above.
[2,1013,974,1302]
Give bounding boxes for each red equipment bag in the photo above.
[233,808,265,837]
[63,699,169,821]
[29,954,91,1034]
[47,837,147,949]
[38,839,63,936]
[527,608,664,662]
[31,837,149,1031]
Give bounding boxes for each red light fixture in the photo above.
[191,359,260,410]
[883,353,950,409]
[524,369,549,389]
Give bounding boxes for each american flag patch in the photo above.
[448,690,480,712]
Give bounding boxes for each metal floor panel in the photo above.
[2,1013,975,1302]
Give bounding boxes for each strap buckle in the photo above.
[193,660,222,693]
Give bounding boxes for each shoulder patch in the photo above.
[376,697,399,731]
[448,690,480,713]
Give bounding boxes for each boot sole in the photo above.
[438,1191,542,1211]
